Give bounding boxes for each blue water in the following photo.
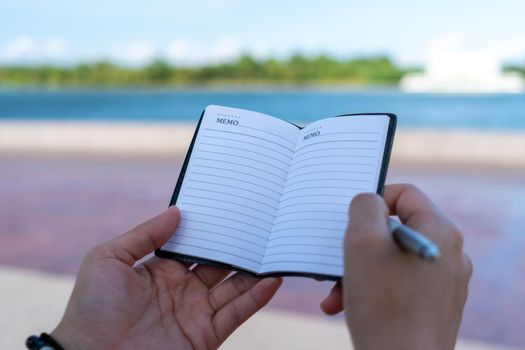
[1,89,524,130]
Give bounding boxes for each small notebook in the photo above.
[156,105,396,280]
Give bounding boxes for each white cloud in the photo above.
[165,40,189,62]
[1,36,36,62]
[109,38,243,66]
[41,38,68,58]
[162,37,243,66]
[212,38,240,61]
[250,43,272,60]
[0,36,68,64]
[111,41,156,66]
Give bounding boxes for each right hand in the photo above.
[321,184,473,350]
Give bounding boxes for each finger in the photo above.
[209,273,261,312]
[346,193,390,246]
[383,184,459,247]
[463,253,474,279]
[104,206,180,265]
[213,277,282,344]
[383,184,443,224]
[320,282,343,315]
[192,265,232,289]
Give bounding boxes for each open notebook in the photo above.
[156,105,396,280]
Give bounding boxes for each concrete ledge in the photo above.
[0,122,196,156]
[391,130,525,167]
[1,122,525,167]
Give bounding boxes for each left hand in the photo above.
[52,206,282,350]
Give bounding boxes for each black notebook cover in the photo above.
[156,109,397,281]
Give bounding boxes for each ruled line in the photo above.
[292,152,375,162]
[271,226,343,233]
[189,172,281,196]
[201,135,293,159]
[277,202,348,211]
[279,193,350,203]
[267,234,343,241]
[203,128,295,152]
[285,169,372,182]
[198,149,288,174]
[172,234,265,254]
[237,124,297,145]
[192,165,284,188]
[182,195,275,218]
[169,242,261,264]
[182,211,270,233]
[274,209,347,217]
[186,179,280,203]
[193,157,288,181]
[182,218,269,240]
[200,142,290,167]
[177,227,267,248]
[288,162,373,173]
[322,131,380,136]
[285,178,371,188]
[264,251,342,258]
[273,217,347,225]
[185,187,279,210]
[295,140,377,152]
[262,259,342,267]
[266,242,341,249]
[179,202,274,225]
[281,185,365,196]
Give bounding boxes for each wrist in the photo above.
[349,324,447,350]
[51,320,96,350]
[353,339,443,350]
[351,331,447,350]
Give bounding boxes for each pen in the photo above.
[388,218,441,260]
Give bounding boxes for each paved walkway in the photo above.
[1,266,520,350]
[1,156,525,347]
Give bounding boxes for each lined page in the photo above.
[161,105,299,272]
[260,115,391,276]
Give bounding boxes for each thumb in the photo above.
[345,193,390,254]
[104,206,180,265]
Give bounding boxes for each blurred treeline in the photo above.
[0,54,416,86]
[504,64,525,76]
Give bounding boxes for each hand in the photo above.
[52,207,282,350]
[320,184,472,350]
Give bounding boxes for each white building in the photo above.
[400,51,524,93]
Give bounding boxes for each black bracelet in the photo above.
[26,333,64,350]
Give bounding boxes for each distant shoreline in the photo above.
[0,55,409,87]
[2,121,525,167]
[0,83,400,93]
[3,85,525,94]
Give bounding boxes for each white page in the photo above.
[260,115,391,276]
[161,105,299,272]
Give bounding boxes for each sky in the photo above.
[1,0,525,68]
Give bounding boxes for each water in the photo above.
[1,89,524,130]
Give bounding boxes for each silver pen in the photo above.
[388,218,441,260]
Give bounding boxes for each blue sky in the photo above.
[1,0,524,67]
